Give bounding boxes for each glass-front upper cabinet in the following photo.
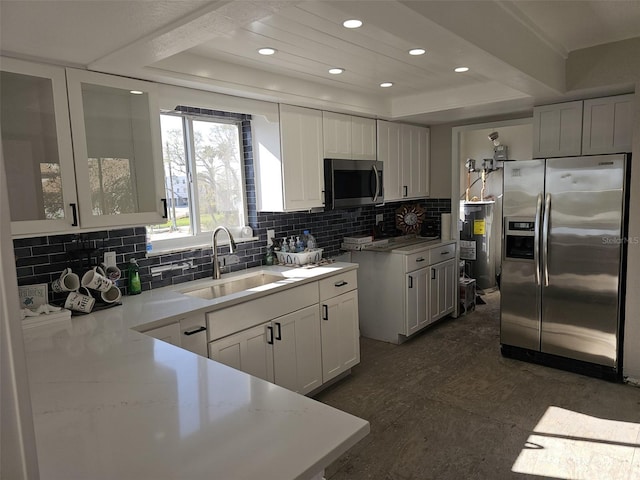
[1,57,79,235]
[66,69,166,229]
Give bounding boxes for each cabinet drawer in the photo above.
[405,250,430,272]
[207,282,319,341]
[319,270,358,301]
[428,244,456,264]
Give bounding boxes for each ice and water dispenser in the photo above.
[504,218,535,260]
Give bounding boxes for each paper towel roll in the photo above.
[441,213,451,240]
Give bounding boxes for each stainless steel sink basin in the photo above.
[180,273,284,300]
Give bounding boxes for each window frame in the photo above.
[148,111,252,255]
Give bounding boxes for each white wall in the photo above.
[0,145,40,479]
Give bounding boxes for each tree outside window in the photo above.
[148,113,246,249]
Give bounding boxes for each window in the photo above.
[147,112,247,252]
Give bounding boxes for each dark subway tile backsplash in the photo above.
[13,198,450,303]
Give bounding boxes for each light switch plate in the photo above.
[267,229,275,246]
[104,251,117,268]
[376,214,384,224]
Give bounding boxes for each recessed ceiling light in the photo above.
[343,19,363,28]
[258,47,276,55]
[328,68,344,75]
[380,82,393,88]
[129,90,144,95]
[454,66,469,73]
[409,48,426,56]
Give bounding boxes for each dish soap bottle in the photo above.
[303,230,316,250]
[128,258,142,295]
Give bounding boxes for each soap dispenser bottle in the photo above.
[128,258,142,295]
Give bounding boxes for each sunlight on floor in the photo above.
[512,406,640,479]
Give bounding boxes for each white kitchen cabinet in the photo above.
[533,101,583,158]
[582,94,634,155]
[209,305,322,395]
[272,305,323,395]
[353,240,456,344]
[66,68,166,229]
[402,124,430,199]
[378,120,429,201]
[206,271,359,394]
[319,270,360,383]
[351,116,377,160]
[142,323,181,347]
[429,259,456,323]
[279,104,324,211]
[1,57,78,236]
[377,120,403,200]
[179,313,208,357]
[208,322,275,383]
[323,112,377,160]
[405,267,430,336]
[323,111,352,159]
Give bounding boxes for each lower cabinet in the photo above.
[353,241,457,344]
[320,289,360,383]
[209,305,323,395]
[405,267,430,336]
[207,271,360,395]
[179,313,208,357]
[208,322,275,383]
[142,323,181,347]
[429,260,456,322]
[272,305,323,394]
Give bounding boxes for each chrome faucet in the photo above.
[212,226,237,279]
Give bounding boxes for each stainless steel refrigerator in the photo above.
[500,154,629,379]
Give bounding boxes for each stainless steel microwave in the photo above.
[324,158,384,209]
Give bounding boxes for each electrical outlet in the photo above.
[376,214,384,224]
[267,229,275,247]
[104,251,117,268]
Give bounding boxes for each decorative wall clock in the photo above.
[395,204,426,234]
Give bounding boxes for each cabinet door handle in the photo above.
[408,276,413,288]
[322,304,328,320]
[275,322,282,340]
[161,198,168,218]
[267,326,274,345]
[403,186,408,197]
[441,251,450,255]
[334,280,348,287]
[415,257,425,262]
[183,326,206,336]
[432,269,436,280]
[70,203,78,227]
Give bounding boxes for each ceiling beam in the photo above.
[89,1,296,74]
[399,0,567,97]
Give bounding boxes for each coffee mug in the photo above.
[51,268,80,293]
[100,285,122,304]
[100,263,122,282]
[64,287,95,313]
[82,266,113,292]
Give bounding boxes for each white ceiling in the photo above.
[1,0,639,124]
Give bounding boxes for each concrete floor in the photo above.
[315,291,640,480]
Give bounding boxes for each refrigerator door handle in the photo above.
[542,193,551,286]
[534,193,542,286]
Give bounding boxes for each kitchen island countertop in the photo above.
[22,262,369,480]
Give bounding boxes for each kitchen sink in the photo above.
[180,273,284,300]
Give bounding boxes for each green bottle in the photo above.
[128,258,142,295]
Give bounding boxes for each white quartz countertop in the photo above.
[22,262,369,480]
[361,237,456,254]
